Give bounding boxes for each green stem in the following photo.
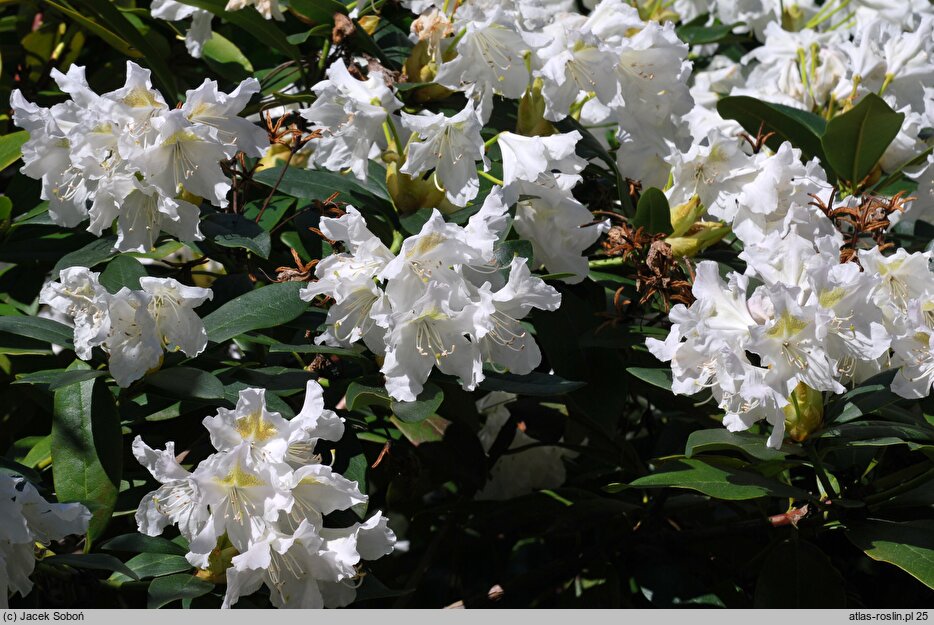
[589,257,626,268]
[806,445,838,500]
[478,170,504,186]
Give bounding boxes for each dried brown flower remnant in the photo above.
[275,248,318,283]
[809,190,914,263]
[738,120,777,154]
[332,12,356,44]
[636,240,694,309]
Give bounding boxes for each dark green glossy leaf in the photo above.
[0,130,29,172]
[52,361,123,542]
[203,282,308,343]
[822,93,904,186]
[110,553,192,582]
[685,429,788,462]
[99,255,147,293]
[147,574,215,609]
[201,213,272,258]
[52,236,118,275]
[479,371,585,396]
[45,553,139,581]
[846,520,934,590]
[146,367,226,400]
[717,95,828,166]
[101,533,188,556]
[626,367,672,391]
[391,382,443,423]
[627,458,810,500]
[0,316,74,349]
[632,187,672,235]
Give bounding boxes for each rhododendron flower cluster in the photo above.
[41,268,212,387]
[1,474,90,609]
[11,62,266,253]
[300,193,561,402]
[134,381,394,609]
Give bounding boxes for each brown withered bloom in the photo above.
[809,189,915,264]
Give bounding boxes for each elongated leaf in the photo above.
[147,574,215,609]
[0,130,29,172]
[41,0,141,58]
[147,367,226,400]
[391,383,443,423]
[627,458,810,501]
[346,381,391,412]
[846,520,934,590]
[822,93,904,186]
[288,0,346,22]
[45,553,139,581]
[110,553,192,582]
[102,533,188,556]
[52,236,118,275]
[479,371,585,396]
[632,187,672,235]
[717,96,828,166]
[824,370,902,424]
[203,282,308,343]
[99,255,147,293]
[685,429,788,462]
[0,316,74,348]
[254,163,390,203]
[626,367,672,391]
[391,414,450,446]
[72,0,176,97]
[49,369,107,391]
[52,361,123,542]
[201,213,271,258]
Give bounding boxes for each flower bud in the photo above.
[782,382,824,442]
[516,79,555,137]
[666,221,730,257]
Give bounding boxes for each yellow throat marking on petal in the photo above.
[217,462,265,488]
[235,410,278,442]
[766,312,808,339]
[818,287,847,309]
[122,87,160,108]
[411,232,447,257]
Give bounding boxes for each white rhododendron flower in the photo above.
[301,60,402,182]
[40,269,212,387]
[1,474,90,609]
[135,381,396,608]
[400,103,488,207]
[10,62,265,253]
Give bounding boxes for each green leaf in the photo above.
[632,187,672,235]
[822,93,905,186]
[41,0,141,58]
[52,236,118,275]
[346,380,391,412]
[201,213,272,258]
[824,370,902,424]
[716,95,828,166]
[203,282,308,343]
[872,146,934,193]
[21,435,52,469]
[846,520,934,590]
[101,533,188,556]
[479,371,585,396]
[685,429,788,462]
[288,0,346,22]
[254,164,390,203]
[177,0,300,60]
[72,0,176,97]
[676,20,743,45]
[147,574,215,609]
[754,539,846,607]
[52,361,123,542]
[391,414,450,447]
[48,369,107,391]
[0,130,29,172]
[45,553,139,581]
[627,458,810,501]
[146,367,226,400]
[110,553,192,582]
[99,255,147,293]
[625,367,672,391]
[0,316,74,348]
[391,383,443,423]
[201,31,253,72]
